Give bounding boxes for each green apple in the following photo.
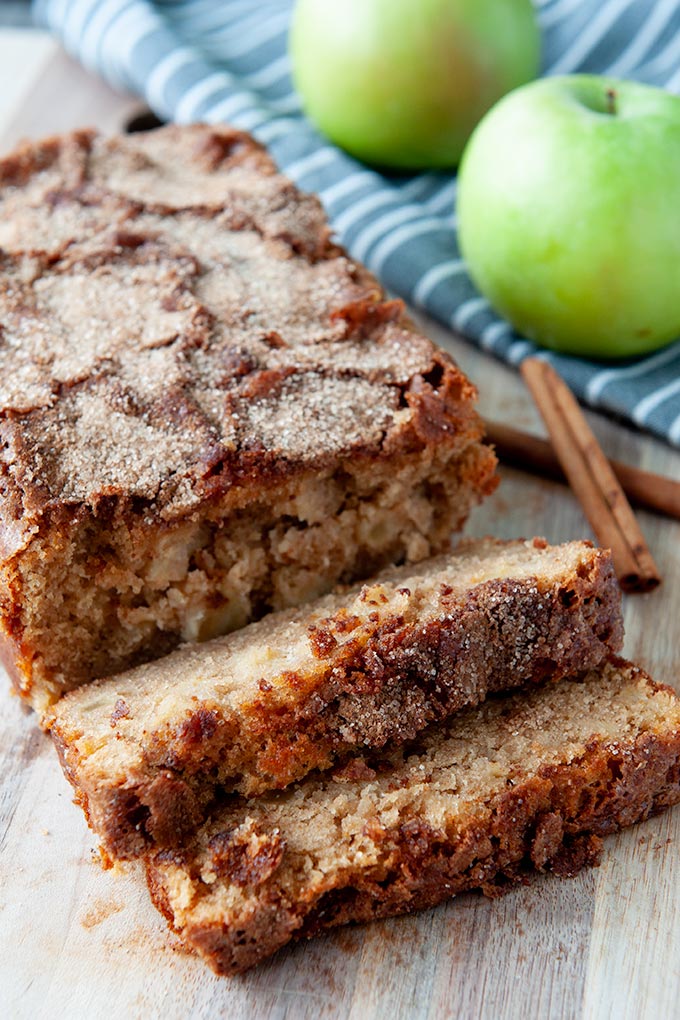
[289,0,541,169]
[458,75,680,359]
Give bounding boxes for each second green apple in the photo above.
[458,75,680,359]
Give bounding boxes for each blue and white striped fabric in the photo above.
[34,0,680,446]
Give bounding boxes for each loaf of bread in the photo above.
[145,658,680,976]
[0,125,496,713]
[49,537,622,858]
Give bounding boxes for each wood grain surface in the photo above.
[0,32,678,1020]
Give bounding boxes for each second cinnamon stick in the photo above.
[483,420,680,521]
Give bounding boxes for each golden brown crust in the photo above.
[49,540,622,858]
[0,124,496,707]
[145,661,680,976]
[0,124,483,543]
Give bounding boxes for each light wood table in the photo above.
[0,30,678,1020]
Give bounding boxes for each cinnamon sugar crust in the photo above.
[0,125,496,709]
[49,538,623,859]
[144,659,680,976]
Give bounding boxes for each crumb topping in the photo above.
[0,125,480,525]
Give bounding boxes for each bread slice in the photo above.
[49,537,622,858]
[145,658,680,976]
[0,125,497,713]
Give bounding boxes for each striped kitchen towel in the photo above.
[34,0,680,446]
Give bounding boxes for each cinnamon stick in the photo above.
[484,420,680,522]
[520,357,661,593]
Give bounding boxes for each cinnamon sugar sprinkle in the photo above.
[0,125,477,517]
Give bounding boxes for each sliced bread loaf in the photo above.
[145,658,680,976]
[49,537,622,857]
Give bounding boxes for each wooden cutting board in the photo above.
[0,31,678,1020]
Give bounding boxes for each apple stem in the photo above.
[606,88,617,115]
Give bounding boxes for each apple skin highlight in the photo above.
[457,75,680,360]
[290,0,540,170]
